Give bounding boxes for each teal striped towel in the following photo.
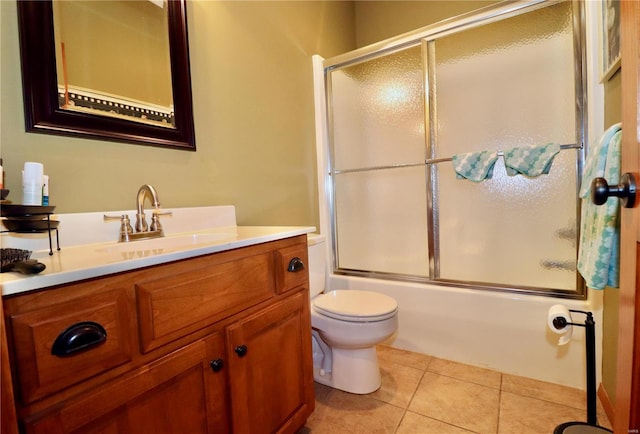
[577,123,622,290]
[451,150,499,182]
[503,143,561,177]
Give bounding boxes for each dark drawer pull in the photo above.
[287,257,305,273]
[51,321,107,357]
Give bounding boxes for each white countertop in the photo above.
[1,226,314,296]
[0,207,315,296]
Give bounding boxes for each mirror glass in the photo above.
[52,1,175,128]
[17,0,195,150]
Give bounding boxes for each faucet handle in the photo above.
[104,214,134,242]
[152,209,172,217]
[150,210,171,232]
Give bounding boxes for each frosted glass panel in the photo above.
[433,2,575,155]
[334,167,429,277]
[330,45,425,170]
[437,152,577,289]
[433,1,578,290]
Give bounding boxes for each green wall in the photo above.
[0,0,355,226]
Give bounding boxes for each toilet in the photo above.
[307,234,399,394]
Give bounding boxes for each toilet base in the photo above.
[313,346,382,394]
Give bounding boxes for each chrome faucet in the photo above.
[136,184,161,233]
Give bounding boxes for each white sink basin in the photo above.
[96,232,236,259]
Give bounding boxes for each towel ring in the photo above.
[591,173,637,208]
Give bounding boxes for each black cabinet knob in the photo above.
[210,358,224,372]
[234,344,248,357]
[591,173,637,208]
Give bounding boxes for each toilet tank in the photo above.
[307,234,326,297]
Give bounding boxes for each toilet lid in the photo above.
[312,290,398,322]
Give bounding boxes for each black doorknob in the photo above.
[234,345,248,357]
[210,358,224,372]
[591,173,637,208]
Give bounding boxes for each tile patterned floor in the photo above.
[299,345,612,434]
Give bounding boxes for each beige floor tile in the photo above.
[498,391,587,434]
[305,388,405,434]
[501,374,585,410]
[303,349,611,434]
[377,345,432,371]
[409,371,500,434]
[396,411,475,434]
[370,362,424,408]
[428,358,502,389]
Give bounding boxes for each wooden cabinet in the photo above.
[226,292,313,434]
[2,235,313,434]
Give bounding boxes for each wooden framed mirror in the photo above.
[17,0,196,150]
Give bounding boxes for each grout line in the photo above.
[393,409,408,434]
[406,366,427,409]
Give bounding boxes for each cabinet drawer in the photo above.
[274,243,309,294]
[8,287,134,405]
[137,252,274,352]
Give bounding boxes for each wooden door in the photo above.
[615,1,640,432]
[226,292,314,434]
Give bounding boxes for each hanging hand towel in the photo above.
[577,123,622,290]
[503,143,561,177]
[451,150,499,182]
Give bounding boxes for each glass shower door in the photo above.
[430,1,579,291]
[328,45,429,277]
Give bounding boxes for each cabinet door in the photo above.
[23,335,229,434]
[226,291,314,434]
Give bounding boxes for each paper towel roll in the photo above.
[22,162,44,205]
[547,304,573,345]
[23,162,43,184]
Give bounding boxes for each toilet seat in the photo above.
[312,290,398,322]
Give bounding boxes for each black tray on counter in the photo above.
[1,204,60,254]
[1,204,56,217]
[2,219,59,232]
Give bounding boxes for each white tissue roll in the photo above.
[547,304,573,345]
[557,330,572,345]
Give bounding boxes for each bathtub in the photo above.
[327,273,603,390]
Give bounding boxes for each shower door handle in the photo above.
[591,173,637,208]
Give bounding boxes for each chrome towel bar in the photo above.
[331,143,582,175]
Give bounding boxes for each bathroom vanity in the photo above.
[0,208,315,434]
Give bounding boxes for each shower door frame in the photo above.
[323,0,588,299]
